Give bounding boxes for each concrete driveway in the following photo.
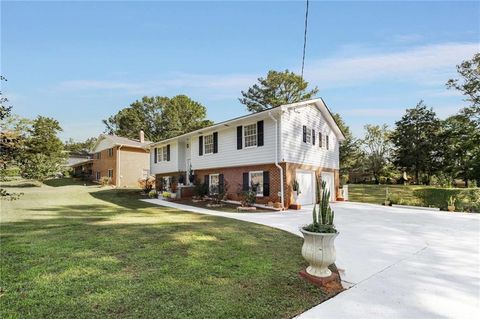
[142,199,480,319]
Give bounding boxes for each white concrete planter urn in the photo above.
[300,178,339,278]
[293,191,298,204]
[300,228,338,277]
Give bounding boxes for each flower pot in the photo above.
[293,191,298,204]
[384,200,391,206]
[300,228,338,278]
[170,193,177,200]
[447,205,455,212]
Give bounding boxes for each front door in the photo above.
[321,172,335,201]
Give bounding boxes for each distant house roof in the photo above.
[92,134,152,151]
[68,158,93,167]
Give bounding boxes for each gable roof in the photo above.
[92,134,152,151]
[149,98,345,147]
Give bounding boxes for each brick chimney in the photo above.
[139,130,145,143]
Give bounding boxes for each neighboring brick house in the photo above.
[91,132,151,187]
[149,99,345,208]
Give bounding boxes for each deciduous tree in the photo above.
[103,95,212,141]
[390,101,441,184]
[331,113,361,183]
[361,124,392,183]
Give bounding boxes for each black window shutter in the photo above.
[326,135,329,150]
[219,173,224,192]
[263,171,270,196]
[204,175,209,187]
[166,144,170,161]
[303,126,307,143]
[312,129,316,145]
[242,172,249,191]
[237,126,243,149]
[154,147,157,163]
[199,136,203,156]
[319,132,322,147]
[213,132,218,153]
[257,120,264,146]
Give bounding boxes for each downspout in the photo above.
[268,111,285,209]
[116,145,123,187]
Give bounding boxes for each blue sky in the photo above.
[2,1,479,141]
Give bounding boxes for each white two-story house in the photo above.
[148,98,345,208]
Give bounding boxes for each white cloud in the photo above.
[304,42,479,89]
[54,42,479,99]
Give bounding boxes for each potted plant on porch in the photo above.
[300,178,338,278]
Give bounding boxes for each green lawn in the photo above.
[348,184,480,212]
[0,179,333,318]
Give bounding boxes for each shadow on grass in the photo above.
[43,178,91,187]
[89,188,158,210]
[0,203,328,319]
[1,181,41,188]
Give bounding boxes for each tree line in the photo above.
[2,53,478,201]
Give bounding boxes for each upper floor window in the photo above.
[156,145,170,162]
[326,135,329,150]
[96,152,101,159]
[305,128,312,144]
[319,132,323,147]
[244,123,257,148]
[204,134,214,154]
[108,148,113,157]
[108,169,113,178]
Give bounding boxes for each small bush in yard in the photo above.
[99,176,111,186]
[148,189,157,198]
[138,176,156,193]
[193,182,209,198]
[240,189,256,207]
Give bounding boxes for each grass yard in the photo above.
[348,184,480,212]
[0,179,334,318]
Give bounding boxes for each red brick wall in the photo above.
[155,162,339,209]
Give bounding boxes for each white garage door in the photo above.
[296,170,315,205]
[321,172,335,202]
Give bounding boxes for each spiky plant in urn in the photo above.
[300,178,338,278]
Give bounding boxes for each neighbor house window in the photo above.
[96,152,101,159]
[209,173,219,194]
[326,135,329,150]
[305,128,312,144]
[249,171,263,197]
[108,148,113,157]
[96,171,101,180]
[244,123,257,148]
[204,134,214,154]
[157,146,168,162]
[108,169,113,178]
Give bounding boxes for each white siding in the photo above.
[281,106,340,169]
[150,141,179,174]
[190,116,277,170]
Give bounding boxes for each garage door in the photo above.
[296,170,315,205]
[321,172,335,202]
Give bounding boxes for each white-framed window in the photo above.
[209,173,219,194]
[204,134,214,154]
[305,128,312,144]
[96,152,101,159]
[319,132,323,148]
[96,171,101,180]
[326,135,329,150]
[108,148,113,157]
[249,171,263,197]
[157,146,169,162]
[244,123,257,148]
[108,169,113,178]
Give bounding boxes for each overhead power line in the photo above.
[301,0,309,79]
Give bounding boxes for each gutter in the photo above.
[116,145,123,187]
[268,111,285,209]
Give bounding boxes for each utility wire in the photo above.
[301,0,309,79]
